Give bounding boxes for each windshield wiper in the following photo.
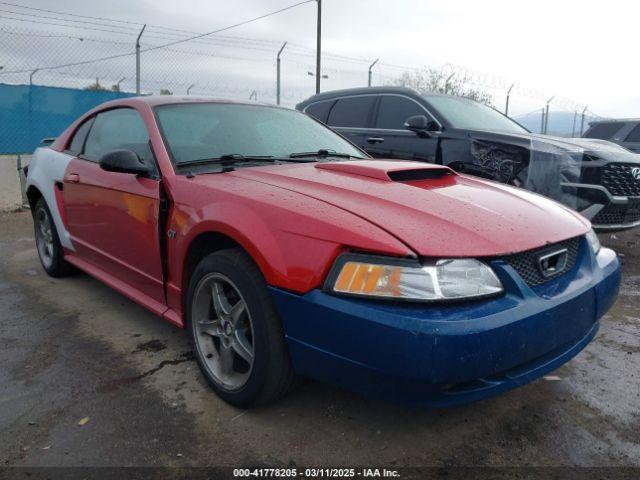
[176,154,276,168]
[289,149,360,159]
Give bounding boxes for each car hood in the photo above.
[467,129,640,162]
[231,160,590,258]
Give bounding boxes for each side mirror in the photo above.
[99,150,152,176]
[404,115,439,137]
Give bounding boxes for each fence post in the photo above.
[543,96,554,134]
[540,108,545,134]
[505,83,514,116]
[16,154,28,208]
[580,105,588,136]
[276,42,287,105]
[368,58,379,87]
[135,24,146,95]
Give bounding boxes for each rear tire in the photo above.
[186,248,295,407]
[33,197,75,278]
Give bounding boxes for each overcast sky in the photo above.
[2,0,638,117]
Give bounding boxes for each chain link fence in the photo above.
[0,18,606,153]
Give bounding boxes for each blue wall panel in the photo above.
[0,84,135,154]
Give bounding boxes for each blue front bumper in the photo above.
[269,239,621,407]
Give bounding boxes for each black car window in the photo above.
[327,96,375,128]
[84,108,151,162]
[584,122,626,140]
[625,124,640,142]
[375,95,426,129]
[424,95,527,134]
[67,117,94,155]
[305,100,335,123]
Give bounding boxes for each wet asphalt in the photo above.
[0,210,638,470]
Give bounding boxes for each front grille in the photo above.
[592,203,640,226]
[499,237,581,287]
[601,163,640,197]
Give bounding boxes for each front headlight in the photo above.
[327,254,503,302]
[586,228,601,255]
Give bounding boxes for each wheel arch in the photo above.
[26,184,43,212]
[178,228,276,320]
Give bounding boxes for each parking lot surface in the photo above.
[0,210,639,468]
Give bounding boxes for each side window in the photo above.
[625,124,640,143]
[327,96,375,128]
[375,96,427,130]
[583,122,626,140]
[305,100,335,123]
[67,117,94,155]
[84,108,151,162]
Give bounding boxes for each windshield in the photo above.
[424,95,528,134]
[155,103,365,165]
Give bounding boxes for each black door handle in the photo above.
[366,137,385,144]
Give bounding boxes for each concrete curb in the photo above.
[0,155,31,212]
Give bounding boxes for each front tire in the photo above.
[33,197,75,277]
[186,248,295,407]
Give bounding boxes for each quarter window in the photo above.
[83,108,151,162]
[625,124,640,143]
[305,100,335,123]
[584,122,626,140]
[67,117,94,155]
[375,96,426,130]
[327,96,375,128]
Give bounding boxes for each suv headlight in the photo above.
[326,254,503,302]
[586,228,601,255]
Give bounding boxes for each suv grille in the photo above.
[592,203,640,226]
[601,163,640,197]
[499,237,581,287]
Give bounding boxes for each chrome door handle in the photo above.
[64,173,80,183]
[366,137,385,144]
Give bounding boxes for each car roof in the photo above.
[296,86,425,107]
[96,95,285,109]
[589,118,640,124]
[295,86,466,110]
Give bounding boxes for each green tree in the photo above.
[159,88,173,95]
[394,67,493,105]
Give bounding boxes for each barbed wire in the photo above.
[0,20,600,118]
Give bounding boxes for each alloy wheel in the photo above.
[35,207,54,269]
[192,272,255,391]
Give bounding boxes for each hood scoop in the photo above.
[315,160,455,182]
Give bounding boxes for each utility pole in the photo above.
[186,83,195,95]
[135,24,146,95]
[580,105,588,136]
[505,83,515,116]
[315,0,322,94]
[276,41,287,105]
[116,77,126,91]
[368,58,379,87]
[540,108,545,134]
[571,110,577,137]
[544,95,554,134]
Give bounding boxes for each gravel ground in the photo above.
[0,210,638,473]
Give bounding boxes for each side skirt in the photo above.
[64,253,183,328]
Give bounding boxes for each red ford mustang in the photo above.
[25,97,620,407]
